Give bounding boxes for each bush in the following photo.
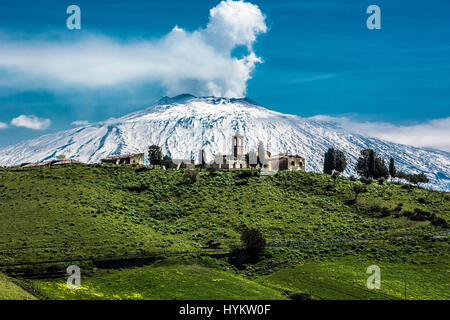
[183,169,198,184]
[360,177,372,185]
[377,177,386,185]
[241,228,266,261]
[289,292,313,300]
[353,184,368,201]
[238,170,258,179]
[417,197,427,204]
[380,207,390,217]
[431,217,448,228]
[206,166,219,177]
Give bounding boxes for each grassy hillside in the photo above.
[0,164,448,299]
[0,273,36,300]
[30,263,285,300]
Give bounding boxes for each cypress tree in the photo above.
[368,149,376,178]
[323,148,334,174]
[335,150,347,173]
[389,157,396,179]
[324,148,347,174]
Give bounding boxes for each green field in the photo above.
[0,273,36,300]
[30,263,285,300]
[0,165,448,299]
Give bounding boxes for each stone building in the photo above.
[164,159,195,170]
[269,153,306,171]
[215,131,248,169]
[211,131,306,172]
[101,153,145,165]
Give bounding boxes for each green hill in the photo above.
[0,273,36,300]
[0,164,448,299]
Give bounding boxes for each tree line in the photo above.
[323,148,429,186]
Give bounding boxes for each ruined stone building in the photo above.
[211,131,306,172]
[101,153,145,165]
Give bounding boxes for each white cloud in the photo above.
[71,120,90,126]
[0,0,267,98]
[10,115,51,130]
[0,122,8,129]
[310,115,450,152]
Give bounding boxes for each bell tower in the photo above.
[232,130,244,158]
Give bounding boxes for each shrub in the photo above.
[353,184,368,201]
[431,217,448,228]
[241,228,266,261]
[417,197,427,204]
[135,166,151,173]
[183,169,198,184]
[289,292,313,300]
[360,177,372,185]
[380,207,390,217]
[238,170,258,179]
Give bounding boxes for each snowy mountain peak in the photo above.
[0,95,449,190]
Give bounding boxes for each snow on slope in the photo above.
[0,94,449,190]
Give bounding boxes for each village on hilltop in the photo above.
[17,131,306,172]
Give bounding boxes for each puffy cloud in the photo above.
[71,120,90,126]
[0,122,8,129]
[205,0,267,51]
[10,115,51,130]
[0,0,267,98]
[310,115,450,152]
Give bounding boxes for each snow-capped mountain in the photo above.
[1,94,449,190]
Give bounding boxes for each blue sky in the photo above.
[0,0,449,150]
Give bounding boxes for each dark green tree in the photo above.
[368,149,376,178]
[323,148,336,174]
[407,173,429,187]
[396,171,408,180]
[324,148,346,174]
[374,158,389,179]
[389,157,396,180]
[162,155,172,168]
[335,150,347,173]
[417,173,429,186]
[407,174,419,186]
[148,145,162,166]
[198,149,207,167]
[355,149,388,179]
[241,228,266,260]
[353,184,368,201]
